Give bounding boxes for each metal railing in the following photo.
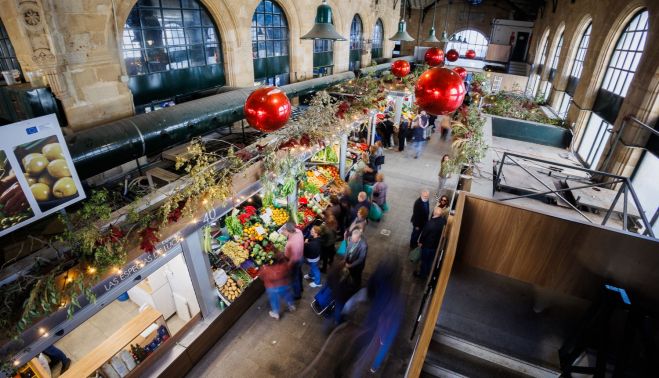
[493,152,655,238]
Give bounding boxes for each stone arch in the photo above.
[113,0,240,85]
[532,27,551,65]
[581,2,647,109]
[542,22,565,79]
[557,13,592,88]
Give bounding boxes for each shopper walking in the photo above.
[410,190,430,249]
[382,115,395,148]
[304,226,323,287]
[347,207,369,238]
[327,265,359,325]
[350,191,370,223]
[411,119,426,159]
[437,154,451,199]
[416,207,448,278]
[344,229,368,285]
[320,215,338,272]
[283,222,304,300]
[371,173,388,210]
[417,110,431,140]
[397,117,409,152]
[259,254,295,319]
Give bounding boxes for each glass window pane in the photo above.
[265,1,273,13]
[183,10,201,27]
[206,44,220,64]
[180,0,199,9]
[161,0,181,8]
[140,9,162,28]
[162,8,183,25]
[201,11,213,26]
[185,28,203,44]
[204,28,217,43]
[146,48,168,71]
[138,0,160,7]
[188,44,205,67]
[164,28,185,45]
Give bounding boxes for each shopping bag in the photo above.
[336,240,348,256]
[409,247,421,263]
[382,202,390,213]
[364,184,374,198]
[369,203,383,221]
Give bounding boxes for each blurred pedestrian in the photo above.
[304,226,323,287]
[397,117,409,152]
[417,110,430,140]
[347,207,369,238]
[371,173,388,210]
[320,215,338,272]
[282,221,304,300]
[344,229,368,285]
[259,253,295,319]
[416,207,447,278]
[410,190,430,249]
[350,192,370,224]
[382,115,395,148]
[327,265,359,326]
[437,154,451,198]
[411,118,426,159]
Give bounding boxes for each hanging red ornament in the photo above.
[453,67,467,80]
[244,86,291,132]
[414,67,466,116]
[424,48,444,67]
[391,60,411,78]
[465,49,476,59]
[446,49,459,62]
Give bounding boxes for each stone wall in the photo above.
[0,0,400,130]
[529,0,659,176]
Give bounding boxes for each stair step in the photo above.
[422,331,561,378]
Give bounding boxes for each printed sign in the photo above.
[0,114,85,237]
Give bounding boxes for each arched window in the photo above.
[558,23,591,117]
[577,10,648,167]
[349,15,363,71]
[0,18,22,82]
[446,29,488,59]
[313,39,333,77]
[371,19,384,60]
[531,35,550,96]
[122,0,224,111]
[252,0,290,85]
[540,32,563,101]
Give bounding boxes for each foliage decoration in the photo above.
[481,91,567,128]
[448,104,488,173]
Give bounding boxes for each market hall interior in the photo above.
[0,0,658,377]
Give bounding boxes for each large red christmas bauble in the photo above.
[453,66,467,80]
[244,86,291,132]
[414,67,466,116]
[424,48,444,67]
[446,49,459,62]
[391,60,411,78]
[465,49,476,59]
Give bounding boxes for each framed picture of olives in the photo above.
[14,135,80,211]
[0,114,85,237]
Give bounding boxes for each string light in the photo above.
[65,276,73,284]
[38,327,46,335]
[137,261,145,268]
[13,360,20,366]
[115,267,123,275]
[87,267,96,274]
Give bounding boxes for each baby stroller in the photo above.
[311,284,335,315]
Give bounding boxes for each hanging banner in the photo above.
[0,114,85,237]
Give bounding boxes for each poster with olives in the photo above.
[0,114,85,237]
[14,135,79,211]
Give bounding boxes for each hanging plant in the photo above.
[139,226,160,253]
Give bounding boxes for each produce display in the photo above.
[269,207,289,226]
[310,144,339,164]
[219,277,241,302]
[220,241,249,265]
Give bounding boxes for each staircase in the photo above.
[507,61,529,76]
[421,331,561,378]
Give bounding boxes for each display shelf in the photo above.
[61,307,168,378]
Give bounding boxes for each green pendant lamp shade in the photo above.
[424,0,440,43]
[440,30,450,43]
[424,26,440,43]
[390,19,415,42]
[301,0,346,40]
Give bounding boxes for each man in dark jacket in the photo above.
[397,118,409,152]
[417,207,447,278]
[410,190,430,249]
[382,115,395,148]
[344,229,368,285]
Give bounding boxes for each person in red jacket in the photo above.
[283,221,305,300]
[259,253,295,320]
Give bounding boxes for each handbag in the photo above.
[374,155,385,165]
[382,202,390,212]
[408,247,421,263]
[369,203,383,221]
[336,240,348,256]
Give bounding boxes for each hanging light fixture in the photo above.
[462,5,471,44]
[440,0,451,43]
[424,0,440,43]
[301,0,346,40]
[390,0,414,42]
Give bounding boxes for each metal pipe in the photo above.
[601,183,624,226]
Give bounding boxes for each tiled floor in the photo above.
[186,130,453,377]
